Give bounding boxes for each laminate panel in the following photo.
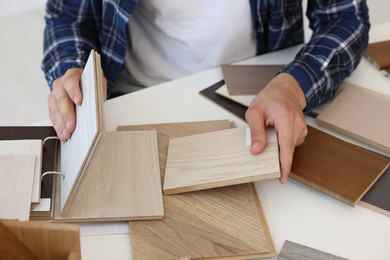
[359,165,390,216]
[163,127,280,195]
[0,221,38,260]
[222,64,285,95]
[316,82,390,153]
[2,219,80,260]
[118,121,275,259]
[60,50,102,214]
[0,154,36,220]
[0,140,42,204]
[54,131,163,221]
[290,126,389,206]
[364,40,390,70]
[277,240,347,260]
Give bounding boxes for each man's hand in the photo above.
[48,68,107,142]
[245,72,308,184]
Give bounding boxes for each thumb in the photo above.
[246,110,267,154]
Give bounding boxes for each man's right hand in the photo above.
[48,68,84,142]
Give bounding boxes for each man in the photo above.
[41,0,370,183]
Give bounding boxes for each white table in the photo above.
[37,22,390,260]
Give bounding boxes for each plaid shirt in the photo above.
[42,0,369,112]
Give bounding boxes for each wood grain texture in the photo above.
[0,221,38,260]
[55,131,163,221]
[118,121,275,259]
[60,50,102,214]
[2,219,80,260]
[364,40,390,70]
[277,240,347,260]
[163,127,280,195]
[0,154,36,220]
[316,82,390,154]
[359,164,390,217]
[290,126,389,206]
[222,64,285,95]
[0,140,42,204]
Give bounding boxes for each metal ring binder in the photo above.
[43,136,59,146]
[41,171,65,181]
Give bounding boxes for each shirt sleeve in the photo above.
[280,0,370,112]
[41,0,99,89]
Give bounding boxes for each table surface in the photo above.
[37,22,390,260]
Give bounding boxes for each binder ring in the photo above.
[41,171,65,181]
[43,136,59,146]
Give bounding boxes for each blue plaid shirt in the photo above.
[42,0,369,112]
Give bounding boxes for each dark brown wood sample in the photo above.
[359,165,390,216]
[222,64,285,95]
[364,40,390,70]
[118,121,275,260]
[277,240,347,260]
[290,126,389,206]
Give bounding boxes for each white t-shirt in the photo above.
[114,1,257,95]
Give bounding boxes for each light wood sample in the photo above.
[290,126,389,206]
[60,50,103,214]
[0,140,42,204]
[359,163,390,217]
[222,64,285,95]
[118,121,275,259]
[1,219,80,260]
[316,82,390,153]
[277,240,347,260]
[54,131,163,221]
[0,221,38,260]
[163,127,280,195]
[0,154,36,221]
[364,40,390,70]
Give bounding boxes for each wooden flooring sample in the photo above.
[54,131,163,221]
[0,154,36,221]
[222,64,285,95]
[277,240,347,260]
[364,40,390,70]
[0,221,38,260]
[60,50,103,214]
[131,184,274,260]
[163,127,280,195]
[316,83,390,154]
[359,164,390,216]
[118,121,275,260]
[2,219,80,260]
[0,140,42,204]
[290,126,389,206]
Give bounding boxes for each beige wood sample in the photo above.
[290,126,389,206]
[2,219,80,260]
[163,127,280,195]
[316,82,390,153]
[0,154,36,221]
[60,50,103,214]
[118,121,275,259]
[0,140,42,204]
[222,64,285,95]
[0,221,38,260]
[54,131,163,221]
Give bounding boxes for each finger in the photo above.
[63,69,83,105]
[275,124,295,184]
[52,82,77,139]
[245,106,267,154]
[48,93,67,141]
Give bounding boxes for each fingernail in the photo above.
[251,142,260,149]
[73,96,80,104]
